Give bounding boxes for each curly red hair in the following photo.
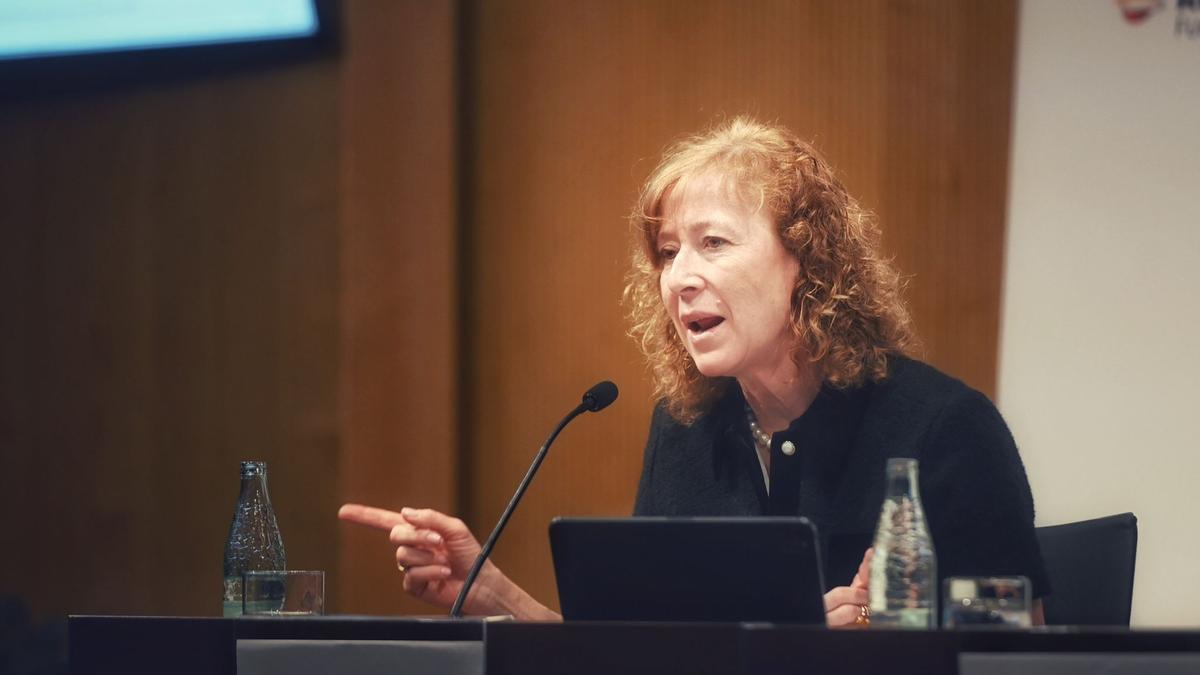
[625,117,915,423]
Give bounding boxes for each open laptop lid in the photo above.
[549,517,826,623]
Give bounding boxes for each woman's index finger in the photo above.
[338,503,408,531]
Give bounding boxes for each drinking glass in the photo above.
[242,570,325,616]
[942,576,1031,628]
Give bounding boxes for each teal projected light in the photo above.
[0,0,318,61]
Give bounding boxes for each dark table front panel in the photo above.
[70,616,234,675]
[68,615,485,675]
[485,621,742,675]
[486,623,1200,675]
[741,625,1200,675]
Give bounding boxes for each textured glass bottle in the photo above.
[868,458,937,628]
[222,461,286,616]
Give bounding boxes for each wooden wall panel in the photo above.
[337,0,459,616]
[0,1,459,622]
[463,0,1017,612]
[0,65,342,619]
[882,0,1018,395]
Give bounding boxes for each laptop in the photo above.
[549,516,826,623]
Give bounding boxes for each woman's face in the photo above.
[656,172,800,381]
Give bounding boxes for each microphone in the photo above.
[449,380,619,618]
[581,380,618,412]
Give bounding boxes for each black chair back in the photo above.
[1035,512,1137,626]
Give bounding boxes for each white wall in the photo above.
[1000,0,1200,627]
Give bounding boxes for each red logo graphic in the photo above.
[1116,0,1165,24]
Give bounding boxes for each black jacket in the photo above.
[633,356,1049,595]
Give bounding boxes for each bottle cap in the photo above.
[885,457,918,473]
[240,461,267,477]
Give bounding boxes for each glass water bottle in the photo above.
[222,461,286,616]
[868,457,937,628]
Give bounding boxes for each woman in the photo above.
[339,117,1048,626]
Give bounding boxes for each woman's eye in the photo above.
[658,247,678,261]
[703,237,728,249]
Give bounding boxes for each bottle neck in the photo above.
[238,474,270,505]
[884,459,921,501]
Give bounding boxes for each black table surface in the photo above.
[69,615,1200,675]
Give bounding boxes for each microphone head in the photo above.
[581,380,619,412]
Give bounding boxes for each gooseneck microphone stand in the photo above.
[449,381,618,618]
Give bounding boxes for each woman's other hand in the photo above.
[824,548,874,628]
[337,504,560,620]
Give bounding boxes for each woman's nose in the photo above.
[663,248,703,295]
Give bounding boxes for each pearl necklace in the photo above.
[744,405,772,449]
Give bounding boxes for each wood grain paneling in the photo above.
[0,64,342,619]
[462,0,1017,613]
[337,0,459,616]
[881,0,1018,394]
[0,0,460,621]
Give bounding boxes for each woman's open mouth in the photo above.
[686,316,725,335]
